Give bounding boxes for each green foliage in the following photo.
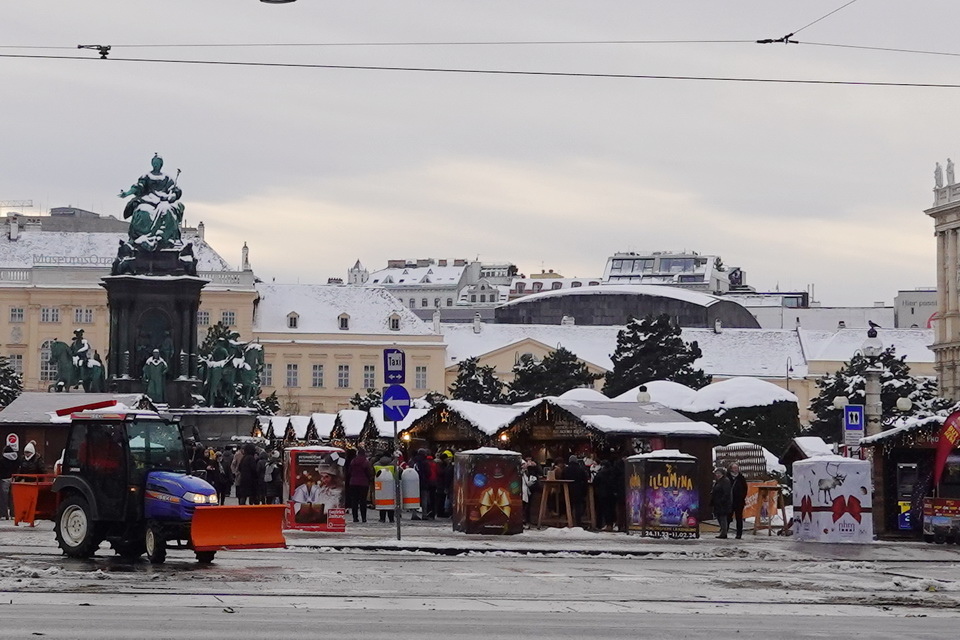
[685,401,802,456]
[350,388,383,411]
[422,391,448,407]
[602,314,712,397]
[807,346,954,442]
[0,355,23,408]
[449,356,504,404]
[254,390,282,416]
[506,347,603,403]
[199,322,240,357]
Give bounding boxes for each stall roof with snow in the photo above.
[403,400,528,449]
[0,393,155,424]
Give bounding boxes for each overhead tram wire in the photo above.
[757,0,860,45]
[3,51,960,89]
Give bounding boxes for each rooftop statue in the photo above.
[118,153,184,252]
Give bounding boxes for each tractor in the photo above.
[52,407,285,563]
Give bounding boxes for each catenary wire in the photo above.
[0,39,754,50]
[1,52,960,88]
[792,0,860,36]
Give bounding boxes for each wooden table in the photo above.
[536,479,574,529]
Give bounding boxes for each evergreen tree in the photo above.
[254,390,281,416]
[449,357,504,403]
[507,347,602,403]
[807,346,954,442]
[422,391,448,407]
[602,314,712,397]
[199,322,241,356]
[0,355,23,408]
[350,388,383,411]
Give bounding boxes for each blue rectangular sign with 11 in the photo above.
[384,348,405,384]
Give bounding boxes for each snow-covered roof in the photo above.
[684,377,798,413]
[0,393,153,424]
[367,264,465,287]
[458,447,522,457]
[368,406,430,433]
[535,399,720,437]
[793,436,834,458]
[0,228,233,272]
[557,388,609,402]
[254,283,435,335]
[626,449,696,461]
[288,415,311,439]
[442,400,527,436]
[268,416,290,435]
[610,381,698,410]
[498,283,723,309]
[860,415,944,445]
[336,409,368,437]
[309,413,337,439]
[799,328,934,363]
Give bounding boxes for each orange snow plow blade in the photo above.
[191,504,287,552]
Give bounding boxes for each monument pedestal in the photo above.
[102,274,207,407]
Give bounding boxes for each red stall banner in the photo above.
[933,410,960,487]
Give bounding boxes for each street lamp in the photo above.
[786,357,794,392]
[862,327,883,438]
[636,385,651,403]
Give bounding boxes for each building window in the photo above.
[434,298,440,308]
[74,308,94,324]
[339,314,350,330]
[40,307,60,323]
[197,310,210,326]
[516,283,525,294]
[409,299,416,308]
[9,307,24,323]
[287,313,299,329]
[552,282,562,290]
[338,364,350,388]
[363,365,375,389]
[480,294,486,303]
[421,298,428,308]
[415,366,427,390]
[262,363,273,387]
[446,298,453,307]
[221,310,236,327]
[389,315,400,331]
[285,363,299,388]
[40,340,57,381]
[532,283,543,293]
[8,354,22,376]
[571,281,582,288]
[312,364,324,388]
[470,294,477,303]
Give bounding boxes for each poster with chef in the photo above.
[284,446,347,532]
[793,455,873,543]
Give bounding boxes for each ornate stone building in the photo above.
[926,158,960,400]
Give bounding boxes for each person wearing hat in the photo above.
[711,467,733,539]
[1,442,20,519]
[20,441,45,475]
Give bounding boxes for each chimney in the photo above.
[713,319,722,333]
[433,309,441,333]
[438,259,447,267]
[241,242,250,270]
[197,221,205,240]
[454,259,466,267]
[8,217,18,241]
[473,312,482,334]
[795,317,801,330]
[838,320,846,329]
[561,315,575,326]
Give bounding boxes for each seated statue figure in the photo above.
[118,153,184,251]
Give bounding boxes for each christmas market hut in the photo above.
[400,400,526,455]
[360,406,429,458]
[496,398,719,511]
[860,414,960,539]
[282,415,318,445]
[330,409,368,450]
[308,412,337,443]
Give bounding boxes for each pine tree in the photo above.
[507,347,602,403]
[807,346,954,442]
[350,388,383,411]
[254,391,281,416]
[0,355,23,408]
[449,356,504,404]
[199,322,241,356]
[602,314,712,397]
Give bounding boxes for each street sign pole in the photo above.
[394,419,401,541]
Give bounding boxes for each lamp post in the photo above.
[861,326,886,537]
[636,385,651,403]
[785,357,794,393]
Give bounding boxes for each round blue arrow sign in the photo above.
[383,384,412,422]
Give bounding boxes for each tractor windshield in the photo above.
[127,419,189,475]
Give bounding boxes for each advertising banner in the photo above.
[793,455,873,543]
[284,446,347,532]
[452,448,523,535]
[626,452,699,539]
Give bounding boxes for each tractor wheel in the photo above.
[195,551,216,564]
[145,525,167,564]
[55,495,100,558]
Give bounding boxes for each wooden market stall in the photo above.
[360,406,429,458]
[308,412,337,444]
[400,400,525,456]
[329,409,368,450]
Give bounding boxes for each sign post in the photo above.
[384,348,408,540]
[843,404,865,455]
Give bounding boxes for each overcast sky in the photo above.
[2,1,958,306]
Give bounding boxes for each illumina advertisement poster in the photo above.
[452,448,523,535]
[626,454,700,539]
[283,446,347,532]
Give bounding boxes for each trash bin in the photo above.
[452,447,523,535]
[12,474,57,527]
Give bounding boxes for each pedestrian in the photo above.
[564,454,589,528]
[1,443,20,519]
[521,458,539,525]
[264,450,284,505]
[434,455,449,518]
[711,467,733,539]
[413,449,433,519]
[20,441,45,475]
[346,447,374,522]
[728,462,748,539]
[255,448,268,505]
[221,447,235,498]
[611,457,626,532]
[203,449,225,504]
[231,444,243,498]
[442,452,455,516]
[374,455,396,523]
[236,443,259,505]
[593,459,617,531]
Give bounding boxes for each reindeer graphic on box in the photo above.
[793,455,874,543]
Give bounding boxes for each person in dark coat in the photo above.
[1,444,21,519]
[20,441,45,475]
[711,467,733,539]
[236,443,259,505]
[203,448,226,504]
[564,454,589,527]
[412,449,433,519]
[592,459,617,531]
[264,450,284,505]
[433,456,450,518]
[346,448,374,522]
[728,463,749,539]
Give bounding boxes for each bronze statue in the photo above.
[118,153,184,252]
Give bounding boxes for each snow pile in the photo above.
[611,380,697,409]
[442,400,526,436]
[458,446,522,457]
[685,377,798,413]
[336,409,368,437]
[558,388,609,402]
[793,436,833,458]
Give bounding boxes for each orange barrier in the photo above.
[11,474,58,527]
[191,504,287,552]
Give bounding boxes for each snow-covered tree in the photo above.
[350,388,383,411]
[602,314,712,397]
[0,355,23,408]
[449,356,504,404]
[254,391,281,416]
[807,346,954,442]
[507,347,602,403]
